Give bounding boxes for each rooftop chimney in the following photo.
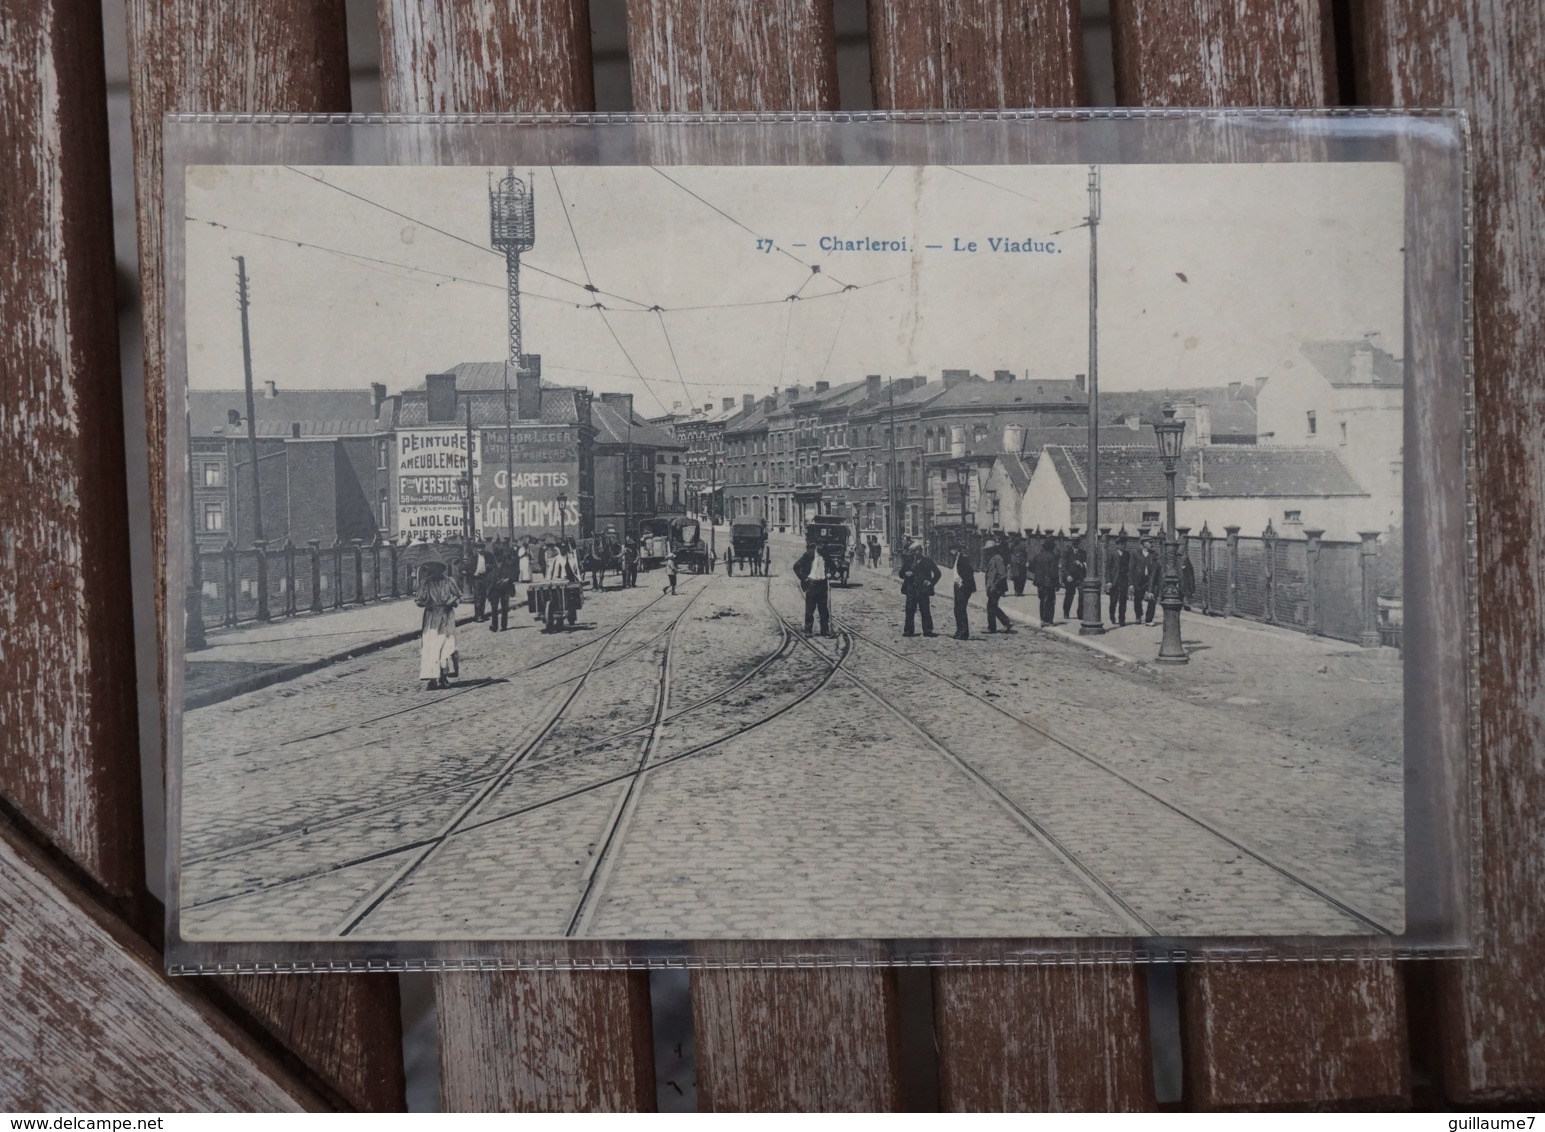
[942,368,973,390]
[762,395,777,411]
[673,400,682,411]
[815,380,830,393]
[866,374,882,400]
[1074,373,1087,394]
[785,386,799,402]
[723,397,736,411]
[263,380,277,398]
[227,409,242,427]
[290,422,301,438]
[425,372,457,423]
[599,391,635,424]
[743,394,755,412]
[993,369,1015,383]
[370,382,387,413]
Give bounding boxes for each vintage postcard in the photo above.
[173,157,1407,944]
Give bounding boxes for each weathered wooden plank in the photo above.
[1359,0,1545,1104]
[934,963,1152,1110]
[623,1,906,1110]
[1181,962,1407,1108]
[0,0,143,903]
[124,2,404,1111]
[0,818,318,1111]
[379,0,593,115]
[868,0,1085,109]
[626,0,839,112]
[692,966,902,1111]
[864,3,1152,1112]
[376,2,661,1111]
[1110,0,1336,106]
[437,970,655,1111]
[1107,0,1410,1111]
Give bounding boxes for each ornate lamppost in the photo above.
[1154,404,1189,664]
[557,491,568,543]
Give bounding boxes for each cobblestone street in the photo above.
[178,530,1403,941]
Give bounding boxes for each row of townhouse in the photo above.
[716,367,1093,540]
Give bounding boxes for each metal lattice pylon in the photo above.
[490,168,535,365]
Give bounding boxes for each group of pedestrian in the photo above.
[416,532,638,689]
[891,534,1096,641]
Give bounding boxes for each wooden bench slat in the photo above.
[1359,0,1545,1104]
[0,0,144,903]
[692,967,902,1111]
[621,3,909,1109]
[123,1,405,1110]
[868,0,1086,109]
[375,4,662,1110]
[0,819,318,1111]
[1108,0,1411,1110]
[437,971,655,1111]
[626,0,840,113]
[1111,0,1335,106]
[934,964,1152,1110]
[379,0,594,115]
[866,3,1151,1110]
[1181,962,1408,1109]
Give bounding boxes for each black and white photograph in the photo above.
[173,158,1407,943]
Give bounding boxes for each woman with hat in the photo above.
[415,559,462,690]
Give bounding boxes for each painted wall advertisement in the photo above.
[395,429,475,542]
[476,427,581,538]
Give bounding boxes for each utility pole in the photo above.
[464,391,477,539]
[1079,165,1105,636]
[624,411,633,540]
[234,256,263,544]
[887,377,900,564]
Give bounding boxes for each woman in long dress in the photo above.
[416,559,462,689]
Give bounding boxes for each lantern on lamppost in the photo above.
[956,463,973,527]
[557,491,569,543]
[1153,405,1189,664]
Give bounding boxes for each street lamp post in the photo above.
[557,491,568,543]
[1154,404,1189,664]
[1079,164,1105,636]
[956,463,972,528]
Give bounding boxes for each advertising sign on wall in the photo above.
[395,429,475,542]
[476,426,581,538]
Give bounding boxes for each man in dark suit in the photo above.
[949,545,976,640]
[983,542,1015,633]
[900,543,941,637]
[486,544,514,633]
[1107,533,1132,627]
[792,537,835,637]
[1134,540,1161,625]
[1030,536,1060,627]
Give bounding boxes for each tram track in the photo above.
[829,613,1394,936]
[182,576,854,925]
[200,589,675,763]
[329,581,716,937]
[184,575,791,871]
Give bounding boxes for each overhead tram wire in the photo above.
[649,166,857,291]
[597,306,670,414]
[281,165,655,311]
[653,310,695,410]
[185,216,595,308]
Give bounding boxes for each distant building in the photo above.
[389,359,596,543]
[1256,338,1403,529]
[1100,382,1259,446]
[1019,443,1374,540]
[723,394,777,524]
[188,383,388,551]
[590,392,687,538]
[674,396,753,522]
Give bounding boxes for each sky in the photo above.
[183,161,1405,413]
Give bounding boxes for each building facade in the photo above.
[1256,338,1403,530]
